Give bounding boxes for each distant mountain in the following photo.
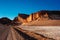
[0,17,12,25]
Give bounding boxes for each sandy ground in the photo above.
[0,24,53,40]
[22,20,60,26]
[17,26,60,40]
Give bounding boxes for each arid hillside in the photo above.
[15,10,60,26]
[0,17,12,25]
[0,10,60,26]
[22,20,60,26]
[16,10,60,24]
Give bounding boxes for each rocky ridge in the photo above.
[0,10,60,25]
[17,10,60,25]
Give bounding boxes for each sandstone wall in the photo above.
[18,16,27,23]
[27,14,33,22]
[27,12,49,22]
[27,12,41,22]
[18,12,49,23]
[17,11,60,23]
[33,13,39,20]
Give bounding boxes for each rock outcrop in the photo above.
[18,14,29,23]
[0,17,12,25]
[13,17,21,26]
[27,11,49,22]
[17,10,60,24]
[17,11,49,24]
[0,17,19,26]
[1,10,59,25]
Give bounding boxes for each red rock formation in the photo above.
[27,11,49,22]
[17,10,60,24]
[0,10,60,25]
[17,11,49,24]
[17,14,29,23]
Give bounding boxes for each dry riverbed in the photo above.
[17,26,60,40]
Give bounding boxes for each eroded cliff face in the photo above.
[17,10,60,24]
[27,11,49,22]
[27,12,41,22]
[47,11,60,20]
[17,14,29,23]
[17,11,49,24]
[0,10,60,25]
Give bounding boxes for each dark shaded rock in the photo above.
[40,10,60,20]
[18,14,29,19]
[0,17,12,25]
[13,17,22,26]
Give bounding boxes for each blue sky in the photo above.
[0,0,60,20]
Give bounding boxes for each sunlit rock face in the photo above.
[17,10,60,24]
[27,13,41,22]
[17,14,29,23]
[27,11,49,22]
[18,12,49,23]
[0,10,60,25]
